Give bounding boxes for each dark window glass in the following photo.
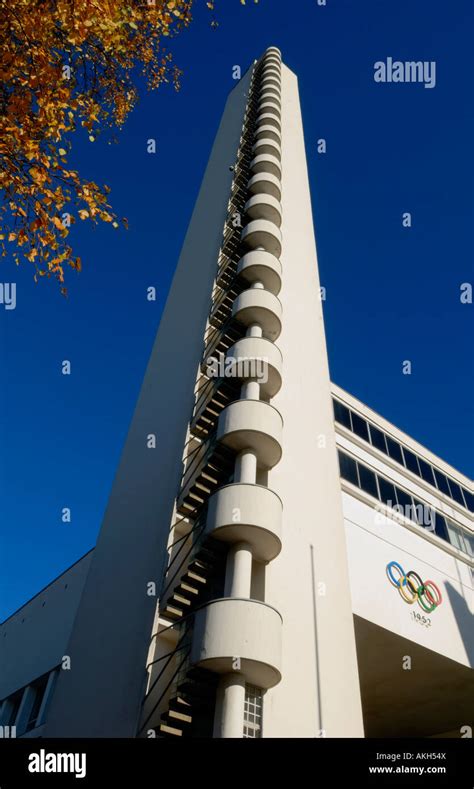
[417,457,436,486]
[447,478,465,507]
[412,498,437,530]
[338,451,358,486]
[412,499,425,526]
[6,692,22,726]
[333,399,351,430]
[433,468,450,496]
[358,464,378,499]
[369,424,387,454]
[402,447,421,476]
[351,412,370,442]
[395,486,414,514]
[377,477,397,508]
[462,488,474,513]
[434,513,448,542]
[26,676,48,732]
[386,436,403,464]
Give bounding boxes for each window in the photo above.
[445,520,467,553]
[338,451,359,486]
[243,685,262,738]
[333,399,351,430]
[433,468,450,497]
[369,424,388,454]
[3,691,22,726]
[338,452,471,556]
[462,531,474,558]
[358,465,378,499]
[434,513,449,542]
[351,412,370,442]
[412,498,428,527]
[394,486,414,515]
[377,476,397,508]
[447,478,465,507]
[417,457,436,486]
[402,447,421,476]
[462,489,474,513]
[333,400,469,513]
[25,675,49,732]
[385,436,404,464]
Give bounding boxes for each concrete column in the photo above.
[247,324,263,338]
[234,449,257,483]
[251,281,265,289]
[214,673,246,738]
[240,379,260,400]
[225,542,253,598]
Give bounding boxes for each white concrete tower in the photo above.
[45,48,364,739]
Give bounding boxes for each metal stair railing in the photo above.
[160,515,209,601]
[179,436,214,499]
[139,619,194,735]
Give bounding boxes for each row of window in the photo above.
[0,670,55,735]
[333,398,474,514]
[338,449,474,558]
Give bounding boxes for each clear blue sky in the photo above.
[0,0,472,621]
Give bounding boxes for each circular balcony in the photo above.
[206,483,282,562]
[232,288,282,341]
[237,250,282,295]
[261,77,281,94]
[262,66,281,81]
[261,75,280,92]
[247,172,281,201]
[256,112,281,131]
[259,90,281,108]
[225,336,282,396]
[262,66,280,78]
[263,58,281,69]
[217,399,283,468]
[259,88,280,106]
[254,124,281,144]
[265,46,281,58]
[249,153,281,180]
[264,57,281,71]
[258,100,281,118]
[191,598,282,688]
[241,219,282,258]
[244,193,282,226]
[252,138,281,160]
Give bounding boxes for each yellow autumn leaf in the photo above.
[1,0,193,290]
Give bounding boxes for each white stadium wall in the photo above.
[343,492,473,668]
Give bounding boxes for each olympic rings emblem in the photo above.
[386,561,443,613]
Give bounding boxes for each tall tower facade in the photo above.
[45,48,364,738]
